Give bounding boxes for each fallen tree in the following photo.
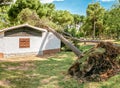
[63,31,102,43]
[45,26,120,82]
[47,27,82,57]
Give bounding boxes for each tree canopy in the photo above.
[86,2,105,39]
[8,0,41,18]
[0,0,119,39]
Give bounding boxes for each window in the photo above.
[19,38,30,48]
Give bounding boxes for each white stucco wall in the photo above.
[0,38,3,52]
[42,32,61,50]
[0,32,4,53]
[3,36,42,54]
[2,32,61,55]
[0,32,4,38]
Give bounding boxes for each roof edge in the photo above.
[0,24,47,33]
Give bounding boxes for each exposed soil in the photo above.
[0,56,47,62]
[68,42,120,82]
[0,80,10,87]
[7,62,35,71]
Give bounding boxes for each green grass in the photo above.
[0,46,120,88]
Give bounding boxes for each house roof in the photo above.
[0,24,47,33]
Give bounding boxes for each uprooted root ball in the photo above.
[68,42,120,82]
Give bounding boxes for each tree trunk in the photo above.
[64,35,102,43]
[47,27,82,57]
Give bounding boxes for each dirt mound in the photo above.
[68,42,120,82]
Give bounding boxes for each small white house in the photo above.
[0,24,61,58]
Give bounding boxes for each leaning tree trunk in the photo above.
[47,27,82,57]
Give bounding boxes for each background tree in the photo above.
[73,14,81,25]
[86,2,105,39]
[52,10,74,28]
[104,1,120,39]
[8,0,41,18]
[1,0,119,41]
[0,0,11,29]
[17,8,40,25]
[17,8,60,30]
[37,3,55,19]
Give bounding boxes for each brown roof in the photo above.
[0,24,47,33]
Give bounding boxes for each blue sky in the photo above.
[41,0,116,15]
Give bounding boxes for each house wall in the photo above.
[0,32,4,38]
[2,32,61,57]
[42,32,61,50]
[0,32,4,53]
[0,38,3,52]
[0,35,4,58]
[2,32,46,58]
[3,36,42,55]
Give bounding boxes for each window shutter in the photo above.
[19,38,30,48]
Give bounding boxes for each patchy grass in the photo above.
[0,45,120,88]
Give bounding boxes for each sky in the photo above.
[40,0,116,15]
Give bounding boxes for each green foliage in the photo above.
[0,6,10,29]
[8,0,41,18]
[81,18,92,37]
[83,2,105,39]
[37,3,55,19]
[65,27,84,38]
[16,8,61,30]
[104,6,120,39]
[52,10,74,27]
[2,0,82,32]
[36,16,62,30]
[17,8,40,25]
[62,27,84,51]
[0,0,119,40]
[80,1,120,39]
[72,14,81,24]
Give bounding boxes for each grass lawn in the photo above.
[0,45,120,88]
